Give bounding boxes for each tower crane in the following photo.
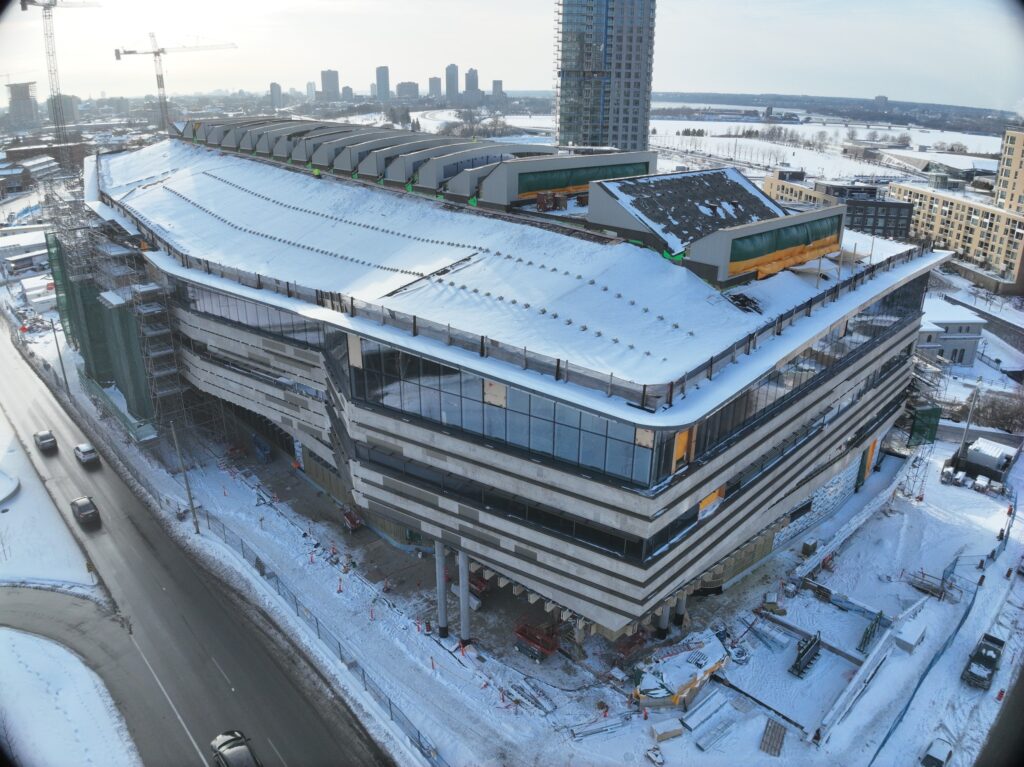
[115,34,236,134]
[20,0,97,176]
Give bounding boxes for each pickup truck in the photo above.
[961,633,1005,690]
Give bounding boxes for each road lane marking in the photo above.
[129,634,207,766]
[211,655,236,691]
[267,737,290,767]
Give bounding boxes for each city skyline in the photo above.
[0,0,1022,111]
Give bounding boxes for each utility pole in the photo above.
[956,380,982,465]
[49,318,70,393]
[170,420,201,534]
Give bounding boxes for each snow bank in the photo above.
[0,628,142,767]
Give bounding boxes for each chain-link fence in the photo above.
[5,314,451,767]
[203,514,450,767]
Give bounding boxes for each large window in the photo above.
[179,283,325,349]
[694,275,926,458]
[351,339,663,486]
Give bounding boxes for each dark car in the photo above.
[210,731,263,767]
[33,430,57,452]
[70,496,100,527]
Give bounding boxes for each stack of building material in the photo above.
[633,629,728,707]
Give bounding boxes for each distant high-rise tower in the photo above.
[306,81,316,101]
[376,66,390,102]
[320,69,340,102]
[465,68,479,94]
[270,82,282,110]
[341,85,354,101]
[492,80,504,98]
[445,64,459,103]
[555,0,656,151]
[370,83,377,98]
[428,77,442,99]
[6,82,39,130]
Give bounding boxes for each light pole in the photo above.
[170,420,201,535]
[49,318,70,394]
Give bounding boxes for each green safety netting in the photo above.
[907,405,940,447]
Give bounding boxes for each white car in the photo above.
[921,737,953,767]
[73,443,100,465]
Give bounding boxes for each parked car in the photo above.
[33,430,57,453]
[69,496,100,528]
[921,736,953,766]
[961,632,1005,690]
[210,731,263,767]
[73,443,100,466]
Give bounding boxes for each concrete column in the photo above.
[655,604,671,640]
[458,549,471,646]
[672,595,688,627]
[434,540,448,638]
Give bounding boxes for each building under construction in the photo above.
[50,118,948,642]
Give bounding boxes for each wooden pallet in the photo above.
[760,718,786,757]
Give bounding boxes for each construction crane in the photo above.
[115,34,236,134]
[19,1,97,176]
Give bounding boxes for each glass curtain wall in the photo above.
[178,283,325,349]
[351,339,662,486]
[694,275,926,457]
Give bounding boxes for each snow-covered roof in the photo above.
[968,438,1014,461]
[882,150,998,173]
[921,297,986,327]
[96,140,946,426]
[0,231,46,251]
[595,167,786,254]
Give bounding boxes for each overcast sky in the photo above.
[1,0,1022,112]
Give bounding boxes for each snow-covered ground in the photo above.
[0,402,99,596]
[0,628,142,767]
[341,110,998,183]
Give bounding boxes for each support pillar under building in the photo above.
[655,603,671,640]
[434,540,448,638]
[672,595,688,627]
[458,549,471,646]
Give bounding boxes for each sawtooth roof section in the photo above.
[597,167,788,254]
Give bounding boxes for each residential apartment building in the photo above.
[5,82,39,130]
[395,82,419,100]
[889,128,1024,294]
[555,0,656,152]
[445,64,459,103]
[70,120,943,641]
[763,171,913,240]
[995,129,1024,215]
[320,69,340,102]
[375,66,390,103]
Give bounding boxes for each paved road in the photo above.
[0,330,393,767]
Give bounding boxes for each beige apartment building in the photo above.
[995,129,1024,215]
[889,129,1024,294]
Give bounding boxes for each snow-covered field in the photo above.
[340,109,1001,183]
[0,628,142,767]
